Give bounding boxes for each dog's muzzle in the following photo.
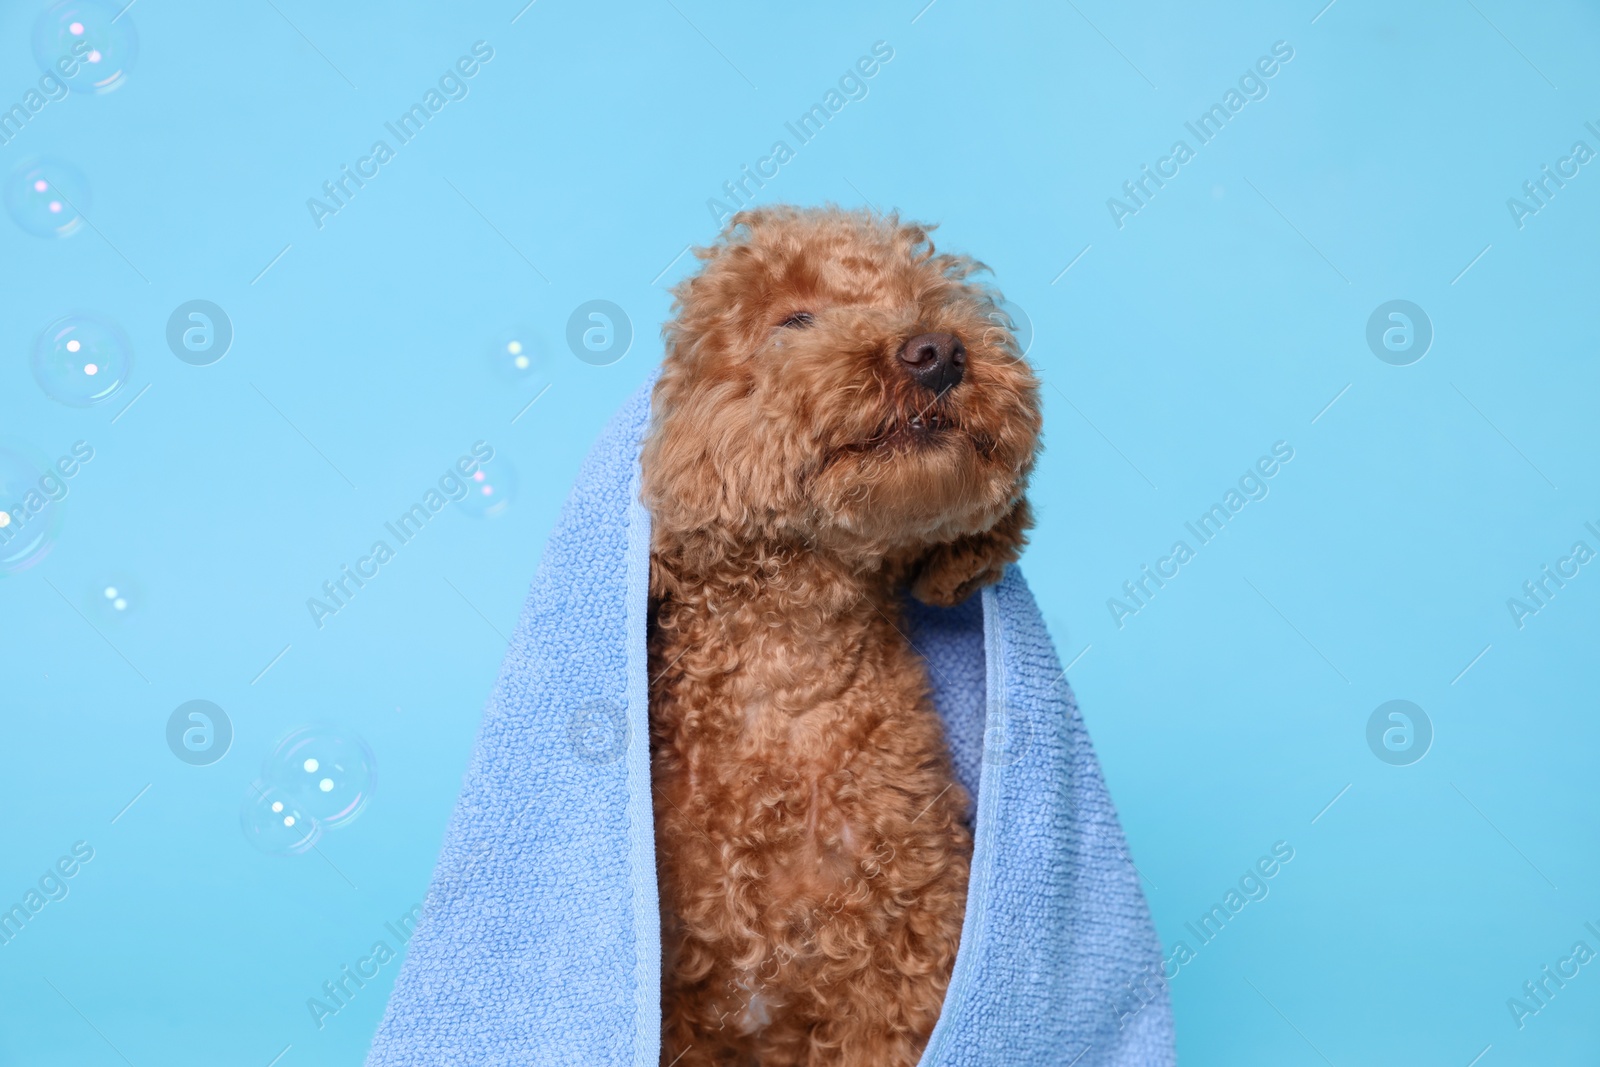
[898,332,966,394]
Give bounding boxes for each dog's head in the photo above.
[642,206,1041,606]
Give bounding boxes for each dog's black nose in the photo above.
[898,332,966,394]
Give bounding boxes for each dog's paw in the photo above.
[908,498,1031,607]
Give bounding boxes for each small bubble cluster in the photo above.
[489,330,546,387]
[5,158,90,238]
[457,456,518,519]
[89,574,139,621]
[240,727,375,855]
[32,314,133,406]
[32,0,138,94]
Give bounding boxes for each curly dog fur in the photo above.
[642,205,1042,1066]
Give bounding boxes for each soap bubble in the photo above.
[32,0,138,94]
[89,573,140,622]
[488,329,547,388]
[5,158,90,238]
[240,780,322,855]
[262,727,375,830]
[32,314,133,406]
[457,456,518,519]
[0,448,62,575]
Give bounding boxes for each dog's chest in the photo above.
[648,600,909,754]
[648,597,936,856]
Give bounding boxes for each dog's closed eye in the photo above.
[778,311,814,329]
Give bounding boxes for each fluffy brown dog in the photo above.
[641,205,1041,1067]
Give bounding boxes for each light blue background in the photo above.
[3,0,1597,1063]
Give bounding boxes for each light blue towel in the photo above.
[365,374,1176,1066]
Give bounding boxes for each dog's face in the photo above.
[643,206,1041,601]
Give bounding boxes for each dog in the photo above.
[641,205,1042,1066]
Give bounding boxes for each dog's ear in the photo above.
[908,498,1032,607]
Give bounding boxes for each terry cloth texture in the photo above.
[366,374,1176,1067]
